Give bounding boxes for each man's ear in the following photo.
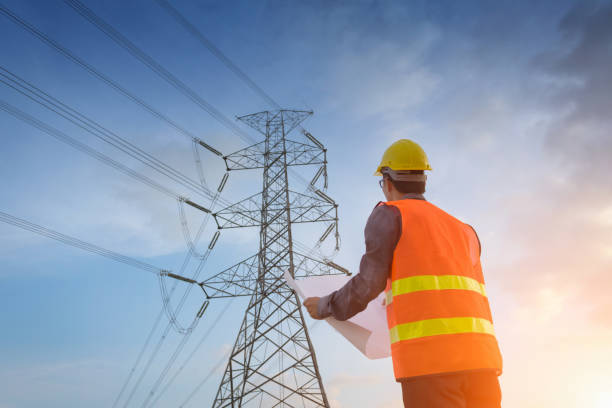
[385,179,393,194]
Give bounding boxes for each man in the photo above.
[303,139,502,407]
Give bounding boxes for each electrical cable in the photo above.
[147,298,235,407]
[120,187,224,407]
[63,0,257,146]
[64,0,325,196]
[0,99,178,199]
[0,3,221,152]
[139,309,197,408]
[0,67,217,202]
[0,210,164,274]
[153,0,279,110]
[0,100,248,408]
[1,7,339,403]
[2,98,334,405]
[111,212,212,408]
[121,256,207,408]
[191,139,208,188]
[153,0,328,194]
[1,2,328,201]
[178,348,232,408]
[0,2,328,202]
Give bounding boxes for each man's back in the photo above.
[382,198,502,380]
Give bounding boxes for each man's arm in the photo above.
[312,204,401,321]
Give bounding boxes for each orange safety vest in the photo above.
[382,199,502,380]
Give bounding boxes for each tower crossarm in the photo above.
[223,141,266,170]
[213,189,338,230]
[237,109,313,136]
[200,253,259,298]
[288,190,337,225]
[292,252,350,278]
[213,192,263,229]
[223,138,325,171]
[199,251,349,299]
[284,139,326,167]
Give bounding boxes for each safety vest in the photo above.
[382,199,502,379]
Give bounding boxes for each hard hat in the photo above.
[374,139,432,175]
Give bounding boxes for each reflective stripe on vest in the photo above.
[389,316,495,344]
[381,199,503,378]
[385,274,487,305]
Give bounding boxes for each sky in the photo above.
[1,0,612,407]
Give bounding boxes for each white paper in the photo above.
[284,271,390,359]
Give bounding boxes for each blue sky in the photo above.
[2,0,612,407]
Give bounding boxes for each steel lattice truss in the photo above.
[209,110,342,407]
[212,190,337,229]
[201,252,347,299]
[223,139,326,170]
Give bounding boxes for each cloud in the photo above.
[544,2,612,187]
[325,24,441,119]
[498,2,612,326]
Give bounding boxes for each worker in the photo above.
[303,139,502,407]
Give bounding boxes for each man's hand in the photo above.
[303,297,323,320]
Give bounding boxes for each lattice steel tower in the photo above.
[198,110,346,407]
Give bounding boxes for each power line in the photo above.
[151,0,328,195]
[121,254,210,408]
[63,0,256,146]
[111,212,214,408]
[147,299,235,407]
[0,66,217,202]
[0,3,221,154]
[0,2,325,199]
[0,210,165,274]
[0,99,179,199]
[119,188,224,407]
[62,0,325,196]
[0,59,231,405]
[1,93,235,213]
[153,0,280,110]
[0,81,241,217]
[0,97,327,267]
[2,5,340,404]
[179,349,231,408]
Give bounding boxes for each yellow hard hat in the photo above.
[374,139,432,175]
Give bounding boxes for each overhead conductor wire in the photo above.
[1,3,340,404]
[0,100,178,199]
[110,212,212,408]
[153,0,341,260]
[0,69,230,407]
[147,299,234,407]
[63,0,257,146]
[64,0,325,194]
[0,67,216,202]
[0,3,220,154]
[0,211,165,275]
[153,0,326,193]
[0,3,334,251]
[0,91,225,407]
[120,219,216,408]
[0,2,332,223]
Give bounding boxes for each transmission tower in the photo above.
[194,109,346,407]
